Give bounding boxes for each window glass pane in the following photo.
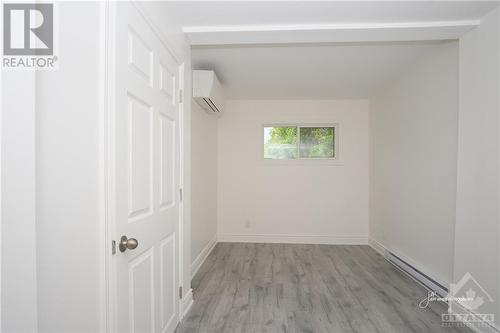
[299,127,335,158]
[263,126,297,159]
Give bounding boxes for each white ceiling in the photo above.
[192,41,452,99]
[165,2,498,27]
[183,2,498,99]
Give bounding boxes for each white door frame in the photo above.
[100,2,187,331]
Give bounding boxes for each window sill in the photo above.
[257,158,345,166]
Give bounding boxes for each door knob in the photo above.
[119,235,139,252]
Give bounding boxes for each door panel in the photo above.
[113,3,181,332]
[159,63,175,99]
[129,250,155,333]
[128,94,153,221]
[159,114,175,209]
[160,235,176,329]
[128,28,153,86]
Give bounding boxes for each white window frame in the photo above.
[260,123,341,165]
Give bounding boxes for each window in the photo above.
[263,125,336,160]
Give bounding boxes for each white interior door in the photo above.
[112,3,181,332]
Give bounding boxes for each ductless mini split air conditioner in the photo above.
[192,70,225,115]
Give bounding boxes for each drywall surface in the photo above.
[191,101,218,273]
[35,3,103,331]
[217,100,369,243]
[1,69,38,332]
[456,6,500,326]
[369,41,459,287]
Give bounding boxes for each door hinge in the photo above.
[179,188,183,201]
[178,89,183,104]
[179,286,183,299]
[111,240,116,255]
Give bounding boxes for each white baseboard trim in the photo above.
[368,238,387,256]
[191,235,217,278]
[180,288,193,319]
[218,234,368,245]
[368,238,449,297]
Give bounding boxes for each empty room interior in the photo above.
[2,1,500,333]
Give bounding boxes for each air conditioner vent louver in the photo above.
[193,70,225,116]
[203,98,221,113]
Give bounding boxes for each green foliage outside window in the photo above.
[299,127,334,158]
[264,126,297,159]
[264,126,335,159]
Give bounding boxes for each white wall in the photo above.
[190,102,218,274]
[35,3,104,331]
[1,70,38,332]
[217,100,369,243]
[369,41,459,287]
[455,6,500,325]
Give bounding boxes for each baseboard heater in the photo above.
[385,251,448,297]
[386,251,500,332]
